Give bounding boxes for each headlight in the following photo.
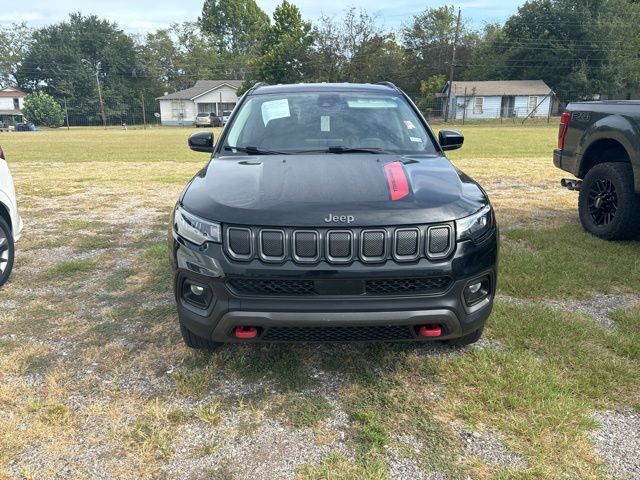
[456,204,493,241]
[174,206,221,245]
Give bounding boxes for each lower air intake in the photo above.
[262,325,415,342]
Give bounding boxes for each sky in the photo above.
[2,0,527,33]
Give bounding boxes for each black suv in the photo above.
[169,82,498,349]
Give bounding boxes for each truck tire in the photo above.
[179,321,222,350]
[0,217,14,287]
[578,162,640,240]
[443,326,484,347]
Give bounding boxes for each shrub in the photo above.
[23,92,65,128]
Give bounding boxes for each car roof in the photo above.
[249,82,400,96]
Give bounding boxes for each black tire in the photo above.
[179,321,222,350]
[442,326,484,347]
[0,217,15,287]
[578,162,640,240]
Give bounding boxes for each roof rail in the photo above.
[248,82,269,94]
[376,81,401,93]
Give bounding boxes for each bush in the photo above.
[23,92,65,128]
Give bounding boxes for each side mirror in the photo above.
[439,130,464,151]
[188,131,214,153]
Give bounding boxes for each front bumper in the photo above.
[170,229,498,343]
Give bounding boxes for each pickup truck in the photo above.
[554,101,640,240]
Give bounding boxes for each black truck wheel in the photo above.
[0,217,15,287]
[578,162,640,240]
[179,321,222,350]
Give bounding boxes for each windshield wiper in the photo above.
[224,145,291,155]
[294,146,394,154]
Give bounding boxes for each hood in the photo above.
[181,154,487,227]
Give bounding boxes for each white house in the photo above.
[157,80,242,126]
[441,80,554,120]
[0,86,26,125]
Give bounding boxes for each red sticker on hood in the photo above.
[384,161,409,201]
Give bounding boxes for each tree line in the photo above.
[2,0,639,125]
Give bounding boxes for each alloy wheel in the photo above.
[588,178,618,226]
[0,230,9,275]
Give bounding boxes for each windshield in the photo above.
[222,92,437,155]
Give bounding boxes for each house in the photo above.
[0,86,26,126]
[599,89,640,101]
[441,80,554,120]
[157,80,243,126]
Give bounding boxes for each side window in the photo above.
[474,97,484,114]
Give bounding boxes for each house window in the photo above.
[473,97,484,114]
[197,103,216,114]
[13,98,19,110]
[220,102,236,112]
[528,96,539,114]
[171,101,185,118]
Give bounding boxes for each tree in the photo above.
[472,0,640,101]
[23,92,64,127]
[0,23,32,88]
[308,9,409,89]
[199,0,269,55]
[16,13,142,124]
[402,6,478,95]
[254,1,314,84]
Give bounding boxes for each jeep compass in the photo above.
[169,82,498,349]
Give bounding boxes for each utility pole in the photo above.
[82,59,107,129]
[63,97,70,131]
[141,93,147,130]
[444,8,462,123]
[95,69,107,129]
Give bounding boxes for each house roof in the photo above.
[0,87,27,97]
[0,110,24,115]
[157,80,243,101]
[447,80,552,97]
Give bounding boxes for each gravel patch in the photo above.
[591,410,640,479]
[453,424,525,469]
[386,434,447,480]
[498,294,639,330]
[164,409,352,480]
[546,294,639,330]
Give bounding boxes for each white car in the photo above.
[0,146,22,286]
[221,110,233,125]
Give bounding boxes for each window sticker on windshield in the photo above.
[321,115,330,132]
[261,99,291,125]
[409,136,423,143]
[403,120,416,129]
[347,98,398,109]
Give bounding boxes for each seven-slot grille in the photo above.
[224,224,454,265]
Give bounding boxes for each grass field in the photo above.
[0,125,638,479]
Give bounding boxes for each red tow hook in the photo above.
[419,324,442,337]
[235,326,258,339]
